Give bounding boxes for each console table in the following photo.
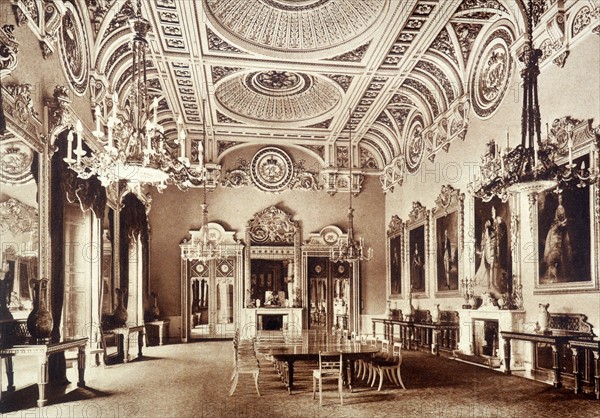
[570,339,600,399]
[501,331,592,388]
[145,320,170,346]
[105,325,145,363]
[0,338,88,407]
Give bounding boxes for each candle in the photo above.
[95,105,101,132]
[568,137,573,166]
[500,149,505,176]
[533,139,538,167]
[75,120,84,164]
[179,128,186,159]
[66,131,74,161]
[506,128,509,150]
[112,92,118,118]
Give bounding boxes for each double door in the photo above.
[188,257,235,339]
[307,257,351,332]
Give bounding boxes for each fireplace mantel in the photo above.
[457,308,526,371]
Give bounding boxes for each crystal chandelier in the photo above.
[469,0,597,202]
[63,0,204,191]
[330,114,373,263]
[180,101,222,262]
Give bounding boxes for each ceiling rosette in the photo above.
[215,71,342,126]
[204,0,387,59]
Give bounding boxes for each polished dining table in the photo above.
[259,332,380,394]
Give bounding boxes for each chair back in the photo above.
[393,342,403,363]
[318,351,343,375]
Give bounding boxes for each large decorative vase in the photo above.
[150,292,160,320]
[27,278,53,342]
[113,288,128,326]
[537,303,550,333]
[431,304,441,323]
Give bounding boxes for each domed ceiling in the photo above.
[204,0,387,58]
[215,71,342,125]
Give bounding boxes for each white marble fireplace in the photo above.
[457,307,526,371]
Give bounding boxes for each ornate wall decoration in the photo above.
[59,4,90,96]
[451,23,483,66]
[416,61,456,103]
[404,118,425,174]
[211,66,241,83]
[217,140,240,157]
[404,78,440,118]
[215,71,341,125]
[247,205,299,245]
[430,28,459,66]
[470,28,513,119]
[300,145,325,160]
[206,28,243,53]
[0,198,38,236]
[360,142,382,170]
[0,25,19,75]
[379,157,404,193]
[12,0,62,59]
[216,111,242,124]
[324,74,354,92]
[336,146,349,169]
[327,42,371,62]
[0,140,34,184]
[250,147,294,192]
[205,0,386,58]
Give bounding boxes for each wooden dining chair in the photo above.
[313,351,344,405]
[370,342,406,391]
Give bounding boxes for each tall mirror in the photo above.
[0,136,40,321]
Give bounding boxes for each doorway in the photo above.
[307,257,351,331]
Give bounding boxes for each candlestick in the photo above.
[179,128,186,159]
[500,149,505,176]
[66,131,74,161]
[568,137,573,166]
[75,120,84,164]
[506,128,509,150]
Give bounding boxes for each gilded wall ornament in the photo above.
[59,5,90,96]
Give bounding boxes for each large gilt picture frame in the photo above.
[533,118,600,293]
[473,196,512,299]
[387,215,403,299]
[406,202,428,296]
[432,185,464,296]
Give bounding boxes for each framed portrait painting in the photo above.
[535,154,598,292]
[432,185,464,295]
[387,215,403,298]
[407,202,428,296]
[473,196,512,299]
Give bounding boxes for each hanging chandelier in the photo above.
[330,112,373,263]
[469,0,597,202]
[180,100,222,262]
[63,0,205,191]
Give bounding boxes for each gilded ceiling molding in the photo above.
[0,25,19,76]
[305,119,332,129]
[423,96,470,163]
[216,111,242,125]
[363,126,395,163]
[404,114,425,175]
[430,28,459,67]
[450,22,484,67]
[11,0,64,60]
[359,142,381,170]
[206,28,243,53]
[415,60,457,104]
[216,140,240,158]
[327,42,371,62]
[299,145,325,161]
[323,74,354,93]
[346,76,388,131]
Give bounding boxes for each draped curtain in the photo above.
[49,131,106,383]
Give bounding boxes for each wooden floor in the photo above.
[3,341,599,417]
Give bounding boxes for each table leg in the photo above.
[37,357,49,408]
[123,333,130,363]
[593,351,599,401]
[158,324,164,346]
[347,359,355,393]
[572,347,581,394]
[5,357,14,392]
[503,338,512,375]
[138,329,144,358]
[77,346,86,388]
[551,345,562,388]
[287,360,294,394]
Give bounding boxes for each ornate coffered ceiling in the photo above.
[7,0,599,192]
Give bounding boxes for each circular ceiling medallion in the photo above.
[250,147,294,192]
[59,4,89,96]
[204,0,387,58]
[405,121,424,174]
[215,71,341,125]
[471,29,514,119]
